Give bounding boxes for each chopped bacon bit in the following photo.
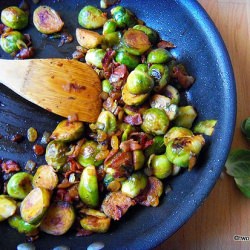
[55,188,67,201]
[64,159,83,178]
[11,134,24,143]
[129,132,153,150]
[63,83,86,93]
[124,113,142,125]
[67,139,85,158]
[172,65,195,89]
[119,139,142,152]
[1,160,20,173]
[76,228,93,237]
[15,47,35,59]
[102,49,116,79]
[57,178,75,189]
[157,40,176,49]
[0,24,5,34]
[109,65,128,91]
[33,144,45,155]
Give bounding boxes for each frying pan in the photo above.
[0,0,236,249]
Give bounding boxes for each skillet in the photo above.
[0,0,236,249]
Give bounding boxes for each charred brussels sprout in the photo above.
[79,166,99,207]
[133,24,159,44]
[7,172,33,200]
[103,19,117,34]
[174,105,197,129]
[76,28,103,49]
[147,48,172,64]
[1,6,28,30]
[97,110,117,134]
[146,154,172,179]
[0,195,17,221]
[45,140,68,169]
[0,31,25,54]
[121,172,148,198]
[166,135,205,168]
[122,28,151,55]
[126,70,154,95]
[33,6,64,34]
[77,141,103,167]
[78,5,107,29]
[115,50,140,70]
[50,120,84,142]
[111,6,138,28]
[141,108,169,135]
[40,201,75,235]
[85,48,106,69]
[149,64,169,91]
[8,215,38,234]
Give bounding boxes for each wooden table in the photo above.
[157,0,250,249]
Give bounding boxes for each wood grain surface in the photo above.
[157,0,250,249]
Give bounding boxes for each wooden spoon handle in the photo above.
[0,59,102,123]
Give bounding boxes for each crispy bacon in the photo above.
[64,159,83,178]
[157,40,176,49]
[172,65,195,89]
[124,113,142,125]
[1,160,20,173]
[102,49,116,79]
[129,132,154,150]
[15,47,35,59]
[109,64,128,91]
[119,139,142,152]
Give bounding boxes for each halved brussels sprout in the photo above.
[193,120,217,136]
[150,94,171,110]
[7,172,33,200]
[76,28,103,49]
[50,120,84,142]
[45,140,68,169]
[123,103,149,116]
[135,63,149,73]
[40,201,75,235]
[8,215,38,234]
[122,83,149,106]
[102,79,113,93]
[111,6,138,28]
[33,165,58,190]
[165,104,179,121]
[33,6,64,34]
[144,135,166,158]
[102,31,121,49]
[174,105,197,129]
[103,19,117,34]
[85,48,106,69]
[133,150,145,171]
[97,110,117,134]
[20,187,51,224]
[0,31,25,54]
[0,195,17,221]
[147,48,172,64]
[78,5,107,29]
[126,70,154,95]
[77,141,103,167]
[1,6,28,30]
[78,165,99,208]
[133,24,159,44]
[121,172,148,198]
[163,85,180,105]
[149,64,169,91]
[141,108,169,135]
[122,29,151,55]
[115,50,140,70]
[146,154,172,179]
[166,135,205,168]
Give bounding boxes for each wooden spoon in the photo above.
[0,58,102,123]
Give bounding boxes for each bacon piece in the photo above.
[129,132,154,150]
[15,47,35,59]
[172,65,195,89]
[102,49,116,79]
[101,191,136,220]
[1,160,20,173]
[109,64,128,91]
[124,113,142,125]
[119,139,142,152]
[157,40,176,49]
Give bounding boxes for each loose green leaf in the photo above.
[241,117,250,139]
[193,120,217,136]
[235,177,250,198]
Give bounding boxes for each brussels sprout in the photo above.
[193,120,217,136]
[141,108,169,135]
[165,104,179,121]
[149,64,169,91]
[20,187,51,224]
[115,50,140,70]
[122,83,149,106]
[166,135,205,168]
[76,28,103,49]
[45,140,68,169]
[102,79,113,93]
[111,6,138,28]
[103,19,117,34]
[121,172,148,198]
[0,195,17,221]
[150,94,171,111]
[126,70,154,95]
[133,150,145,170]
[144,135,166,158]
[7,172,33,200]
[8,215,38,234]
[1,6,28,30]
[102,31,121,49]
[33,165,58,190]
[146,154,172,179]
[123,103,149,116]
[122,29,151,55]
[40,202,75,235]
[50,120,84,142]
[97,110,117,134]
[164,126,193,146]
[135,63,149,73]
[147,48,172,64]
[77,141,103,167]
[174,105,197,129]
[78,5,107,29]
[80,208,111,233]
[0,31,25,54]
[33,6,64,34]
[163,85,180,105]
[85,48,106,69]
[133,24,159,44]
[78,166,99,208]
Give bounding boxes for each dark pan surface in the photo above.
[0,0,236,249]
